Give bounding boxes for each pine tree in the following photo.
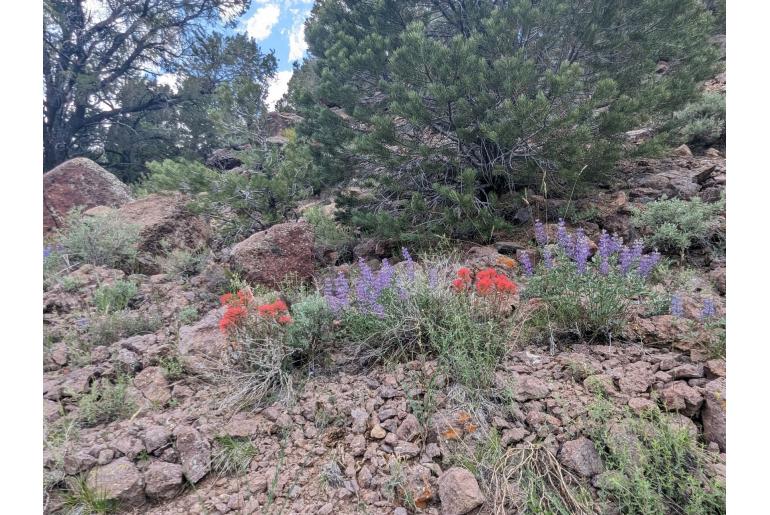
[294,0,719,241]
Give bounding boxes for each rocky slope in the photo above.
[43,151,726,515]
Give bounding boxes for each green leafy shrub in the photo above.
[178,306,200,325]
[667,92,725,147]
[631,196,724,256]
[284,294,335,370]
[156,248,211,278]
[142,150,314,245]
[326,253,515,389]
[158,355,185,381]
[92,280,138,313]
[522,222,661,344]
[57,209,140,270]
[86,311,161,347]
[293,0,717,242]
[77,376,135,427]
[302,206,354,253]
[587,400,725,515]
[211,436,257,476]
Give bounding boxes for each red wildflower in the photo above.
[457,267,472,283]
[476,268,497,281]
[257,299,289,317]
[219,305,247,332]
[220,292,233,306]
[237,289,254,305]
[476,277,493,295]
[277,314,293,325]
[494,274,517,294]
[451,278,466,292]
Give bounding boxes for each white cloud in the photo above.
[245,4,281,42]
[288,22,307,62]
[265,70,293,111]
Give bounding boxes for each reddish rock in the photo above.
[438,467,485,515]
[618,365,654,394]
[115,193,211,257]
[144,461,183,500]
[701,378,726,451]
[43,158,132,232]
[558,437,604,477]
[86,457,145,507]
[178,307,228,372]
[659,381,704,417]
[175,426,211,484]
[229,221,315,287]
[133,367,171,406]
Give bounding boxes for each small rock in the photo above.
[86,457,145,507]
[350,435,367,457]
[628,397,656,415]
[144,461,184,499]
[438,467,485,515]
[175,426,211,484]
[701,378,726,451]
[501,427,529,447]
[394,441,421,459]
[351,408,368,434]
[705,359,726,378]
[370,425,387,439]
[396,414,421,442]
[669,363,704,380]
[133,366,171,405]
[143,426,171,453]
[558,437,603,478]
[673,144,693,157]
[660,381,704,417]
[514,375,550,401]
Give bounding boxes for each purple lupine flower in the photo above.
[573,229,591,275]
[428,267,438,289]
[324,272,350,314]
[76,317,90,328]
[44,245,52,258]
[631,240,644,263]
[670,294,684,318]
[519,252,533,277]
[401,247,415,282]
[598,230,612,259]
[701,298,716,320]
[396,276,409,300]
[556,219,573,256]
[358,258,375,286]
[543,248,554,270]
[619,246,634,275]
[375,259,394,294]
[599,257,610,276]
[610,234,624,257]
[636,251,661,280]
[534,220,548,246]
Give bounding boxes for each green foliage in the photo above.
[523,249,654,343]
[211,436,257,476]
[302,206,354,254]
[292,0,719,242]
[178,306,200,325]
[44,248,74,291]
[339,261,512,389]
[666,92,725,147]
[77,377,135,427]
[92,280,138,313]
[157,248,211,278]
[86,311,161,347]
[57,210,140,270]
[139,159,219,195]
[159,355,185,381]
[631,196,724,256]
[587,401,725,515]
[62,475,118,514]
[284,294,335,365]
[142,152,313,245]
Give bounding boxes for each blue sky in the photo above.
[229,0,314,108]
